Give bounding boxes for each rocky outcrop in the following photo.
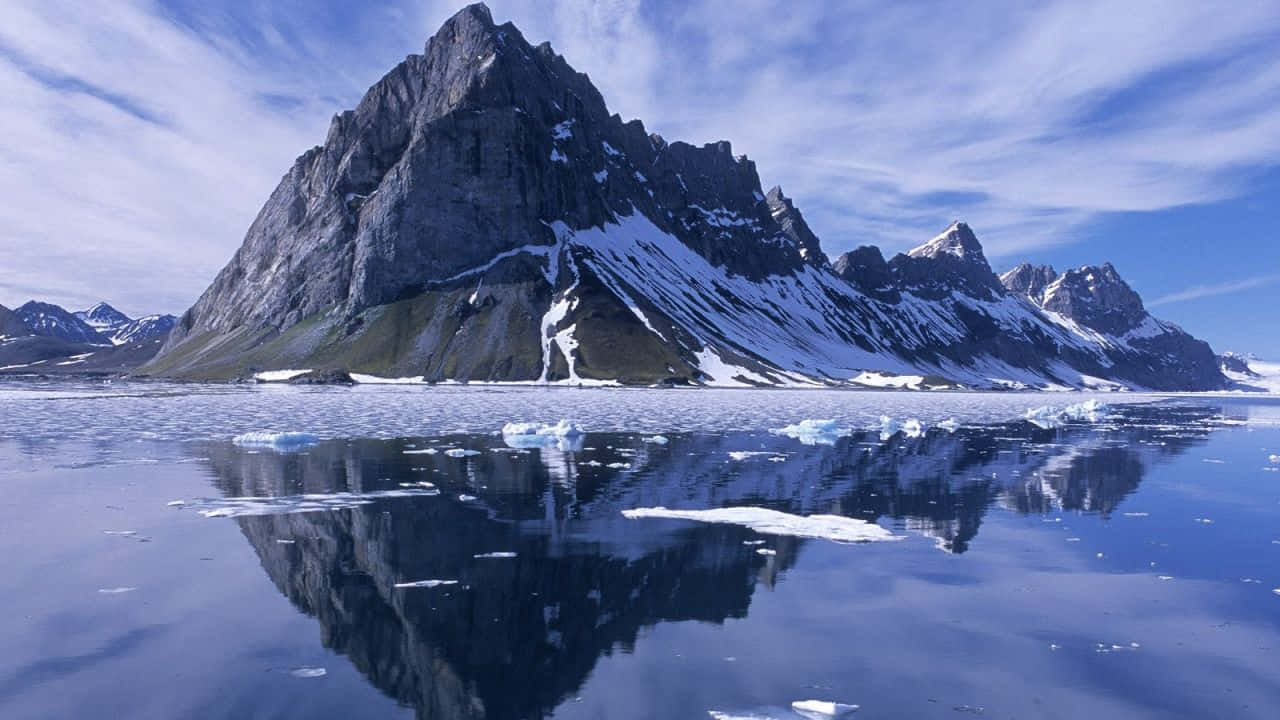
[16,301,108,345]
[145,3,1227,391]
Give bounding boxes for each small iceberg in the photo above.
[1024,400,1110,428]
[756,548,777,556]
[937,418,960,432]
[621,506,901,543]
[792,699,860,718]
[502,420,586,451]
[642,435,669,445]
[879,416,925,439]
[232,431,318,451]
[290,667,327,678]
[403,448,439,455]
[444,448,481,458]
[728,451,787,462]
[474,551,517,559]
[1270,454,1279,464]
[394,579,458,589]
[97,587,136,594]
[772,419,850,446]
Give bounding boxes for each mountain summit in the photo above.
[146,3,1223,390]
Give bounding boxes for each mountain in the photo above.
[146,3,1226,391]
[112,314,178,345]
[75,302,132,336]
[1,300,176,375]
[16,301,109,345]
[0,304,31,339]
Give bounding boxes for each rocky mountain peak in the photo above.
[1040,263,1146,335]
[0,303,32,338]
[890,221,1004,301]
[832,246,899,302]
[16,301,110,345]
[999,263,1059,302]
[76,302,131,332]
[907,221,988,266]
[765,186,826,268]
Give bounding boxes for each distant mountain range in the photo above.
[134,4,1231,391]
[0,300,175,374]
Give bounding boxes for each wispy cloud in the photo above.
[2,0,1280,315]
[1148,274,1280,307]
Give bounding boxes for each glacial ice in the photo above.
[502,420,587,451]
[1024,400,1110,428]
[772,419,850,446]
[232,431,319,450]
[791,699,860,718]
[621,506,901,543]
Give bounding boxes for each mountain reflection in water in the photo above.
[192,403,1220,719]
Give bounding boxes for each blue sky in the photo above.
[1,0,1278,355]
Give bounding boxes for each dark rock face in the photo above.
[1039,264,1146,336]
[286,368,356,385]
[1218,352,1257,377]
[0,304,31,338]
[766,186,826,268]
[15,301,109,345]
[833,246,899,302]
[999,263,1058,301]
[146,3,1226,392]
[888,222,1006,301]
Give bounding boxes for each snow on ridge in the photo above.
[620,506,901,543]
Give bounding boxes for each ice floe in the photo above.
[621,506,901,543]
[458,494,477,502]
[252,369,312,382]
[474,551,517,558]
[444,448,481,458]
[403,448,439,455]
[771,419,850,446]
[879,415,925,439]
[756,548,777,556]
[1024,400,1110,428]
[290,667,327,678]
[791,699,860,718]
[1270,454,1279,463]
[394,579,458,589]
[97,587,136,594]
[184,488,439,518]
[502,420,586,451]
[937,418,961,432]
[232,431,318,450]
[642,435,669,445]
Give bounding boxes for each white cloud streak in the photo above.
[2,0,1279,315]
[1148,274,1280,307]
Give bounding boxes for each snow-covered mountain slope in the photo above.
[112,314,177,345]
[74,302,132,337]
[145,3,1225,391]
[1218,353,1280,393]
[1,301,176,374]
[16,301,109,345]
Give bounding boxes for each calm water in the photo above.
[2,383,1279,719]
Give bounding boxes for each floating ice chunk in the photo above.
[1122,512,1149,517]
[901,419,925,438]
[772,419,850,446]
[1062,399,1109,421]
[232,431,318,450]
[743,540,766,546]
[791,699,860,718]
[399,481,435,488]
[1273,588,1280,596]
[276,539,295,544]
[1270,454,1279,464]
[458,494,477,502]
[1158,575,1174,581]
[403,448,439,455]
[394,579,458,589]
[643,435,669,445]
[97,587,136,594]
[444,448,481,458]
[607,462,631,469]
[937,418,960,432]
[621,506,901,543]
[253,369,311,382]
[707,713,775,720]
[756,548,777,556]
[166,500,185,507]
[103,530,136,536]
[290,667,327,678]
[502,420,586,451]
[474,551,517,558]
[1194,517,1213,524]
